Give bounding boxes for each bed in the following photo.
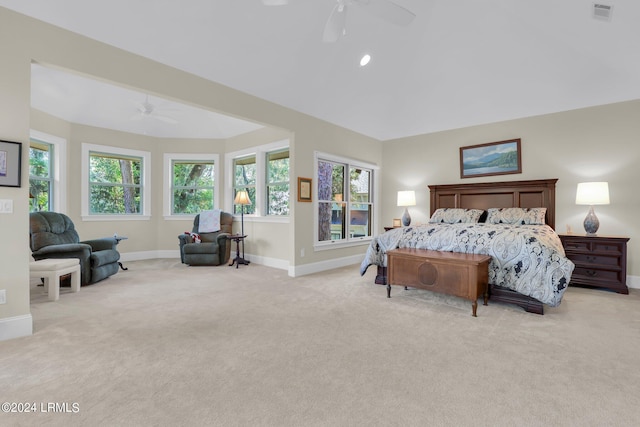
[360,179,575,314]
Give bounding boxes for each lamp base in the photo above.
[583,205,600,236]
[401,208,411,227]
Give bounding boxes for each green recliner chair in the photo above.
[29,211,121,286]
[178,211,233,266]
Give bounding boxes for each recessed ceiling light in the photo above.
[360,54,371,67]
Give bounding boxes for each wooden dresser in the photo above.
[559,234,629,294]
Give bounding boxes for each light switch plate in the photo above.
[0,199,13,214]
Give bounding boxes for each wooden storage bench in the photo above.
[386,248,492,317]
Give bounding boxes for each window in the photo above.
[163,153,220,217]
[266,149,290,216]
[29,130,67,213]
[226,140,290,219]
[89,152,141,214]
[233,155,257,215]
[82,143,151,220]
[29,139,53,212]
[315,152,377,247]
[171,160,215,214]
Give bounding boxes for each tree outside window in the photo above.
[317,157,373,243]
[29,140,53,212]
[172,160,215,214]
[233,155,256,214]
[266,149,289,216]
[89,152,141,214]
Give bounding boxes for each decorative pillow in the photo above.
[428,208,484,224]
[184,231,202,243]
[486,207,547,225]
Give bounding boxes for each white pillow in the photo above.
[486,207,547,225]
[429,208,484,224]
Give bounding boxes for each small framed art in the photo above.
[298,177,312,202]
[460,138,521,179]
[0,140,22,187]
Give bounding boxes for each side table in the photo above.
[559,234,629,294]
[228,234,250,268]
[114,234,129,271]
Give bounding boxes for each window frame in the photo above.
[232,154,257,215]
[29,130,67,213]
[163,153,220,219]
[265,148,290,216]
[225,140,290,223]
[313,151,379,251]
[81,143,151,221]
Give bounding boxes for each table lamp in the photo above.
[397,190,416,226]
[234,190,252,236]
[575,182,609,236]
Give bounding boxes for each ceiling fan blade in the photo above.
[323,3,347,43]
[358,0,415,26]
[261,0,289,5]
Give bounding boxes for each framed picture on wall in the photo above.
[298,177,312,202]
[0,140,22,187]
[460,138,521,179]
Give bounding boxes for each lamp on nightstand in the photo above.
[397,190,416,226]
[575,182,609,236]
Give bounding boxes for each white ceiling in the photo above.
[30,64,264,139]
[2,0,640,141]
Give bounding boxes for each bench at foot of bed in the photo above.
[386,248,491,317]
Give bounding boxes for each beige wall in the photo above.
[0,7,381,339]
[382,100,640,279]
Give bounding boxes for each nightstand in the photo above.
[559,234,629,294]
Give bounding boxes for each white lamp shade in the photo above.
[576,182,610,205]
[397,190,416,207]
[234,190,252,205]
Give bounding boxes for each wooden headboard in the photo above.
[428,179,558,230]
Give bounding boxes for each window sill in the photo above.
[314,237,372,252]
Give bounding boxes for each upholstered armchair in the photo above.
[29,212,121,286]
[178,211,233,266]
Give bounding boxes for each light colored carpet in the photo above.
[2,259,640,426]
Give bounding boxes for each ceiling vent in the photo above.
[593,3,613,21]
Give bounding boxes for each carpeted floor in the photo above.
[2,259,640,426]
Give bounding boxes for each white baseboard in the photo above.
[289,254,362,277]
[119,250,365,278]
[627,275,639,289]
[0,314,33,342]
[120,250,177,262]
[119,250,290,271]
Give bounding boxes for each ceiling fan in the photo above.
[262,0,416,43]
[131,95,178,124]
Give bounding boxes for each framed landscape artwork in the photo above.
[0,140,22,187]
[460,138,522,179]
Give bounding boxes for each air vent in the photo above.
[593,3,613,21]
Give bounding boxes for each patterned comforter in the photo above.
[360,223,575,307]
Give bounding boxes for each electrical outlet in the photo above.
[0,289,6,304]
[300,248,305,258]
